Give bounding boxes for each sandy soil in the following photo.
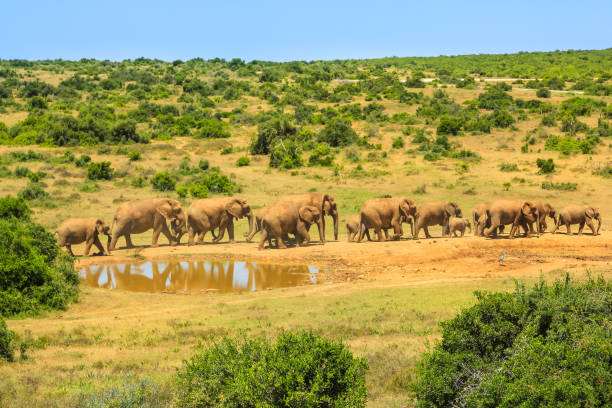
[76,231,612,286]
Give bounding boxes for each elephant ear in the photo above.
[225,199,243,219]
[157,201,176,221]
[399,200,411,219]
[521,201,533,217]
[95,219,105,234]
[585,207,595,219]
[444,202,456,217]
[299,206,318,224]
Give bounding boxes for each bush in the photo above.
[177,331,368,408]
[541,181,578,191]
[0,196,30,220]
[318,118,358,147]
[198,159,210,171]
[236,156,250,167]
[536,87,551,98]
[536,158,555,173]
[437,115,463,135]
[593,164,612,179]
[87,161,113,180]
[308,143,334,167]
[490,110,515,128]
[128,151,141,161]
[151,172,177,191]
[74,154,91,167]
[176,186,188,198]
[14,166,31,178]
[189,184,208,198]
[413,276,611,408]
[269,140,303,169]
[18,182,49,201]
[194,119,230,139]
[0,198,78,317]
[499,162,519,172]
[0,317,16,361]
[392,136,405,149]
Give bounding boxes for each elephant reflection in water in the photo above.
[165,261,312,293]
[80,265,113,289]
[95,262,173,292]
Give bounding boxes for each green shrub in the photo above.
[194,119,230,139]
[27,171,46,183]
[198,159,210,170]
[176,186,188,198]
[541,181,578,191]
[14,166,31,178]
[0,198,78,317]
[151,172,177,191]
[18,182,49,201]
[221,146,233,155]
[308,143,335,166]
[319,118,358,147]
[74,154,91,167]
[392,136,405,149]
[536,87,551,98]
[490,109,515,128]
[499,162,519,172]
[192,167,236,194]
[0,317,15,361]
[269,140,303,169]
[128,151,141,161]
[177,331,368,408]
[189,184,208,198]
[536,158,555,173]
[87,161,113,180]
[236,156,250,167]
[131,176,146,188]
[0,196,30,220]
[437,115,463,135]
[413,276,611,408]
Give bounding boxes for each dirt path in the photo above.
[77,231,612,284]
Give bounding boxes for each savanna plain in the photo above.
[0,50,611,407]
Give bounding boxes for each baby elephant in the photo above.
[259,205,321,249]
[449,217,471,237]
[56,218,112,256]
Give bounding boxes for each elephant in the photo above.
[259,205,321,249]
[179,197,254,246]
[357,197,417,242]
[109,198,188,250]
[56,218,112,256]
[449,217,471,237]
[551,205,601,236]
[534,202,557,233]
[414,201,462,239]
[347,214,413,242]
[274,193,339,243]
[483,200,540,239]
[245,206,270,242]
[473,202,505,237]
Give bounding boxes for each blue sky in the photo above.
[1,1,610,61]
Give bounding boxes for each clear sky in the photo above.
[1,1,610,62]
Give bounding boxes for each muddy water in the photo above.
[79,260,320,294]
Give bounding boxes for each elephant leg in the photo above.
[258,229,268,250]
[383,229,390,240]
[66,244,75,257]
[460,229,464,237]
[585,219,596,235]
[374,225,384,242]
[109,233,120,251]
[391,220,401,240]
[365,228,372,241]
[125,234,135,248]
[565,223,572,235]
[424,226,432,239]
[188,228,196,246]
[84,238,93,256]
[297,223,310,246]
[277,234,288,249]
[197,231,206,244]
[227,221,236,244]
[578,221,585,235]
[93,235,106,255]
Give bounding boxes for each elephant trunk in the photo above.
[333,213,339,241]
[106,234,112,254]
[536,213,540,237]
[596,217,601,235]
[244,210,255,241]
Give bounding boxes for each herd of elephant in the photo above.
[54,192,602,256]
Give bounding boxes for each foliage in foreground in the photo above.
[177,330,369,408]
[0,196,79,318]
[0,317,15,361]
[413,276,611,408]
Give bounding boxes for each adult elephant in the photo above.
[473,202,504,237]
[56,218,112,256]
[182,197,254,246]
[245,206,270,242]
[551,205,601,236]
[534,202,557,232]
[347,214,413,242]
[109,198,187,250]
[414,201,462,239]
[274,192,339,243]
[259,205,321,249]
[357,197,416,242]
[483,200,540,239]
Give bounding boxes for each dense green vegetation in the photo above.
[0,197,78,318]
[413,276,611,407]
[1,49,611,172]
[177,330,368,407]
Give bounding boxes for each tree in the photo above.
[87,161,114,180]
[536,87,551,98]
[151,172,176,191]
[318,118,358,147]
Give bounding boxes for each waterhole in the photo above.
[79,260,320,294]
